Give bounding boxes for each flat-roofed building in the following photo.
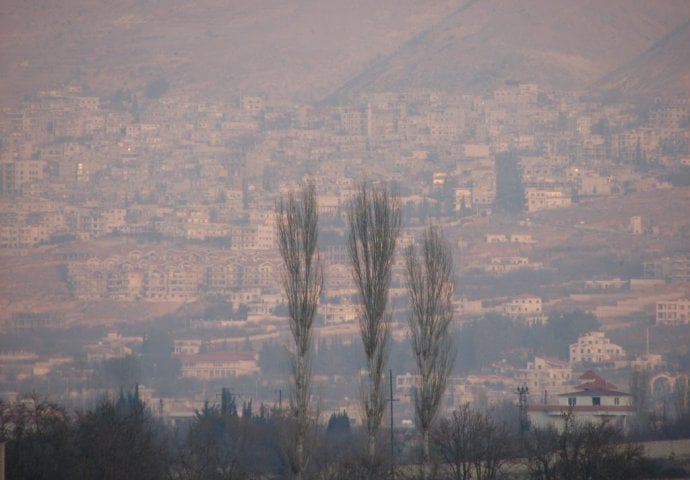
[178,351,259,378]
[569,331,626,365]
[656,298,690,325]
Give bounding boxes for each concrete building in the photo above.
[516,356,573,404]
[569,331,626,365]
[528,371,634,431]
[503,294,543,319]
[525,188,572,212]
[656,298,690,325]
[178,351,259,378]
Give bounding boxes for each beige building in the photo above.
[656,298,690,325]
[569,331,626,365]
[525,188,571,212]
[630,353,666,371]
[454,187,473,211]
[484,256,534,274]
[516,356,573,402]
[178,351,259,378]
[0,160,45,195]
[630,216,643,235]
[502,294,543,318]
[321,302,358,325]
[396,372,422,403]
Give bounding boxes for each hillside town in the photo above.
[1,82,690,428]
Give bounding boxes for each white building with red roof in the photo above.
[527,371,634,431]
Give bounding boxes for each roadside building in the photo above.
[528,371,634,431]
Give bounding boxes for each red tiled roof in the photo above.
[576,370,618,390]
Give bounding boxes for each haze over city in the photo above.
[1,1,690,478]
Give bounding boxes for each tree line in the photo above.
[3,390,687,480]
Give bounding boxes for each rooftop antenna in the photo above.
[646,326,650,356]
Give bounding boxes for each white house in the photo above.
[528,371,634,431]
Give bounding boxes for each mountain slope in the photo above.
[0,0,458,105]
[1,0,689,106]
[327,0,690,100]
[594,20,690,98]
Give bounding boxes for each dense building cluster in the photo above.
[1,82,690,436]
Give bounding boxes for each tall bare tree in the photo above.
[347,182,401,465]
[276,183,323,480]
[405,225,455,478]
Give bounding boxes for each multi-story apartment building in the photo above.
[525,188,572,212]
[502,294,546,325]
[569,331,626,365]
[516,356,573,402]
[178,351,259,378]
[656,298,690,325]
[0,160,45,195]
[484,256,532,274]
[320,302,358,324]
[648,256,690,283]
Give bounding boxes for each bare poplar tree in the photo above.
[347,182,401,465]
[277,183,323,480]
[405,225,455,478]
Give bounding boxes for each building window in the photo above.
[614,397,620,406]
[568,397,577,406]
[592,397,601,406]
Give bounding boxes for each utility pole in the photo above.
[389,369,399,480]
[517,384,530,433]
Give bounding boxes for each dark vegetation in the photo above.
[143,78,170,100]
[494,152,526,214]
[258,311,600,377]
[659,165,690,187]
[3,391,688,480]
